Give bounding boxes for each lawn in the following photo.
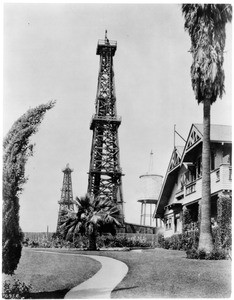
[3,247,232,298]
[104,248,232,298]
[41,247,232,298]
[2,248,101,299]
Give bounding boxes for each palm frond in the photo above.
[181,3,232,103]
[58,193,121,241]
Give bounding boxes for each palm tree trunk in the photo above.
[88,230,97,250]
[198,99,214,253]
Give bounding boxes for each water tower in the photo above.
[138,151,163,227]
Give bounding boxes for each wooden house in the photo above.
[154,124,232,237]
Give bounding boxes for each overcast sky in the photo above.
[4,3,232,232]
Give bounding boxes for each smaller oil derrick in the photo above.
[56,163,75,233]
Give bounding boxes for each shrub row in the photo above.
[157,227,230,259]
[97,235,152,248]
[157,230,199,251]
[186,248,228,260]
[23,234,153,249]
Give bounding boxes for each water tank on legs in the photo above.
[138,151,163,227]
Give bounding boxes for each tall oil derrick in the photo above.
[88,31,125,224]
[56,163,75,232]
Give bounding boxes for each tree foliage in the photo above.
[2,101,56,274]
[59,194,121,250]
[217,191,232,249]
[182,4,232,103]
[182,207,193,233]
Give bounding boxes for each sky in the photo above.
[3,2,232,232]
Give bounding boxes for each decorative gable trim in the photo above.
[168,148,181,173]
[185,125,202,151]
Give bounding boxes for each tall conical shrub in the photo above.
[2,101,55,274]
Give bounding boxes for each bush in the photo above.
[186,247,199,259]
[22,234,153,250]
[217,192,232,250]
[182,208,193,232]
[157,231,199,251]
[158,223,231,256]
[2,279,32,299]
[186,248,228,260]
[22,235,90,249]
[97,234,152,248]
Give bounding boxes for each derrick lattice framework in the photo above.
[88,32,124,224]
[56,164,75,232]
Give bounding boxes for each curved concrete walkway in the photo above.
[33,250,128,299]
[65,254,128,299]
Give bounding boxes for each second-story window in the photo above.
[186,165,196,183]
[179,174,185,191]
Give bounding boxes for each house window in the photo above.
[186,182,196,195]
[186,166,196,183]
[216,169,220,182]
[211,151,215,171]
[223,147,232,166]
[165,217,172,230]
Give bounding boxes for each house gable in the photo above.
[168,148,181,172]
[185,124,202,152]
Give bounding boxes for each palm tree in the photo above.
[59,194,121,250]
[182,4,232,253]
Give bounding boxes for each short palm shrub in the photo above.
[59,194,121,250]
[2,279,32,299]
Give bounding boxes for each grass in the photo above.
[3,247,231,298]
[75,248,232,298]
[2,248,101,299]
